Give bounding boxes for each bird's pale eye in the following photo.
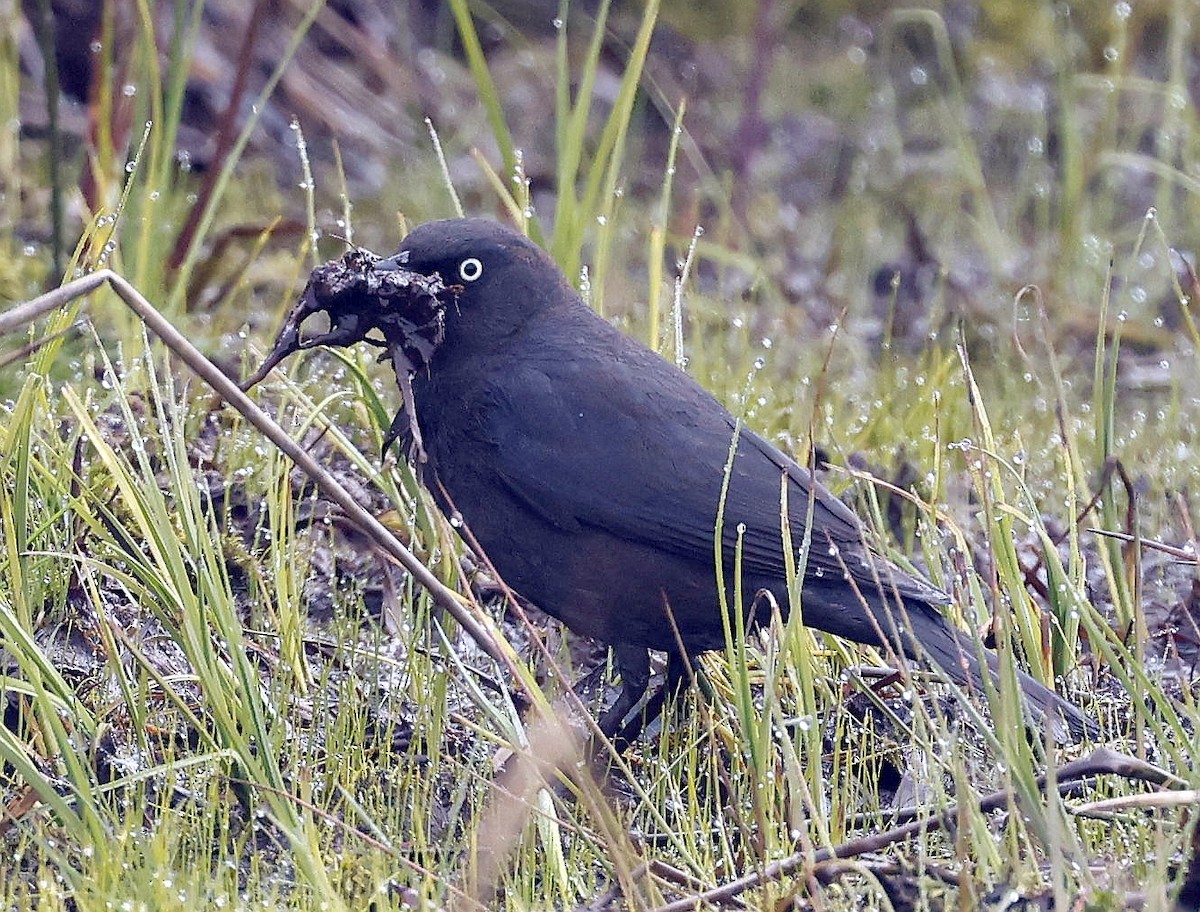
[459,257,484,282]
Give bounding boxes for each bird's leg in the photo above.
[664,649,692,693]
[597,645,650,742]
[612,650,692,748]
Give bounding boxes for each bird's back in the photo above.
[411,294,948,654]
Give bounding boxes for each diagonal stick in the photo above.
[0,270,512,671]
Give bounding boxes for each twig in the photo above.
[1071,789,1200,819]
[168,0,269,270]
[33,0,64,277]
[579,860,742,912]
[0,270,512,674]
[648,747,1182,911]
[852,745,1183,827]
[1088,528,1196,562]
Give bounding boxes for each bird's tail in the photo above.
[917,622,1098,742]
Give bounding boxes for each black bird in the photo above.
[386,218,1094,741]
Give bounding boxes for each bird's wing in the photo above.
[732,426,949,602]
[473,346,939,600]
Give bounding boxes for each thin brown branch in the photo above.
[169,0,270,271]
[1088,528,1196,562]
[0,270,512,674]
[648,747,1182,911]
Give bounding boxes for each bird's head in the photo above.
[388,218,572,353]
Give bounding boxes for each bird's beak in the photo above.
[375,248,410,270]
[241,247,446,392]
